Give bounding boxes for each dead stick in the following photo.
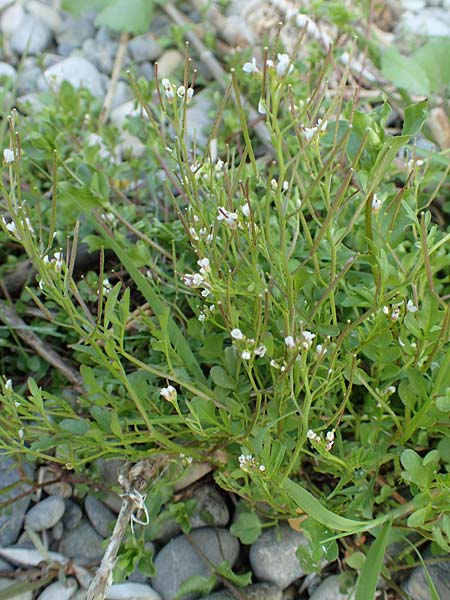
[0,300,84,393]
[99,31,129,126]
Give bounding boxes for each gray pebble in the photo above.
[0,3,25,36]
[111,81,133,110]
[26,0,63,33]
[56,13,95,56]
[38,57,105,97]
[81,38,119,75]
[92,458,125,488]
[249,524,307,589]
[62,499,83,530]
[189,485,229,529]
[16,57,41,95]
[403,554,450,600]
[0,61,16,81]
[203,583,283,600]
[156,49,184,78]
[0,452,35,546]
[186,90,215,148]
[0,578,32,600]
[309,576,355,600]
[38,467,72,498]
[50,521,64,541]
[25,496,65,532]
[38,577,78,600]
[10,14,51,55]
[0,557,14,572]
[84,495,115,538]
[138,62,154,81]
[105,582,161,599]
[398,8,450,36]
[59,521,105,564]
[152,528,239,600]
[129,34,162,63]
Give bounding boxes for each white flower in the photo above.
[231,328,244,340]
[103,278,112,295]
[266,59,274,69]
[3,148,14,164]
[53,251,64,272]
[243,57,258,74]
[383,306,389,315]
[282,181,289,192]
[315,344,327,357]
[301,330,315,349]
[258,98,266,115]
[217,207,238,229]
[197,258,210,273]
[391,307,400,321]
[161,78,171,89]
[326,430,335,442]
[276,53,293,76]
[385,385,396,395]
[259,464,266,472]
[18,429,24,440]
[284,335,296,348]
[407,299,418,313]
[182,273,205,288]
[198,312,206,322]
[307,429,320,441]
[201,288,211,297]
[160,385,177,402]
[372,194,382,213]
[241,350,251,360]
[241,203,251,218]
[2,217,18,237]
[271,178,278,191]
[302,126,318,141]
[177,85,186,98]
[254,345,267,357]
[270,359,279,369]
[186,88,194,101]
[5,379,12,391]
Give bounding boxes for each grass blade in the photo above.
[355,521,392,600]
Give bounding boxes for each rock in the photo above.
[81,38,119,74]
[152,528,239,600]
[152,517,181,544]
[84,495,115,538]
[55,13,95,56]
[129,34,162,63]
[111,81,133,109]
[25,496,65,531]
[38,466,72,498]
[249,524,307,589]
[401,0,426,10]
[0,1,15,15]
[16,57,41,94]
[173,462,213,492]
[156,49,184,78]
[0,578,32,600]
[203,583,283,600]
[71,591,87,600]
[0,557,14,571]
[62,500,83,530]
[10,14,51,55]
[92,458,125,488]
[403,553,450,600]
[189,485,229,529]
[309,576,355,600]
[38,578,78,600]
[186,91,214,148]
[0,546,68,567]
[26,0,63,33]
[38,57,105,97]
[110,100,143,128]
[0,452,35,546]
[0,61,16,80]
[105,582,161,599]
[138,62,154,81]
[59,521,105,564]
[0,3,25,36]
[51,521,64,541]
[102,491,123,514]
[399,9,450,37]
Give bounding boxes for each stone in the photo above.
[129,34,162,63]
[399,9,450,37]
[0,61,16,80]
[81,38,120,74]
[38,467,72,498]
[156,49,184,79]
[16,57,41,94]
[50,521,64,541]
[0,1,15,14]
[186,91,214,148]
[203,583,283,600]
[84,495,115,538]
[38,57,105,97]
[138,62,154,81]
[0,578,32,600]
[189,485,229,529]
[55,13,95,56]
[309,576,355,600]
[152,517,181,544]
[9,14,51,55]
[403,553,450,600]
[59,521,105,564]
[152,528,239,600]
[401,0,426,10]
[38,577,78,600]
[92,458,125,488]
[110,100,143,129]
[62,499,83,530]
[0,557,14,571]
[0,452,35,546]
[105,582,161,599]
[25,496,65,531]
[26,0,63,33]
[0,3,25,36]
[249,524,307,589]
[111,81,133,109]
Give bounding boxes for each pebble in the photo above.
[39,467,72,498]
[203,583,283,600]
[59,521,105,564]
[0,452,35,546]
[399,8,450,36]
[111,81,133,109]
[156,49,184,78]
[84,495,115,538]
[105,582,161,599]
[80,38,119,74]
[129,33,162,62]
[0,0,15,14]
[16,57,41,95]
[186,90,215,148]
[92,458,125,488]
[25,496,65,531]
[10,14,51,55]
[0,557,14,571]
[62,499,83,530]
[26,0,63,33]
[403,553,450,600]
[55,13,95,56]
[0,61,16,80]
[402,0,427,10]
[38,57,105,97]
[308,575,355,600]
[50,521,64,541]
[0,578,32,600]
[189,485,229,529]
[152,528,240,600]
[249,524,308,589]
[0,2,25,36]
[38,578,78,600]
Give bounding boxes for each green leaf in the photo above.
[381,46,430,95]
[402,100,428,137]
[230,512,262,544]
[414,38,450,93]
[96,0,154,34]
[59,418,89,435]
[296,518,339,573]
[436,389,450,412]
[355,522,392,600]
[62,0,109,17]
[210,366,236,390]
[346,551,366,570]
[215,561,252,586]
[174,575,216,600]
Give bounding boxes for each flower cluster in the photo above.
[43,251,64,273]
[238,453,266,473]
[243,53,294,77]
[383,299,418,322]
[217,206,239,230]
[302,118,327,142]
[230,328,267,361]
[307,428,335,451]
[160,385,177,403]
[1,215,34,240]
[284,330,316,351]
[181,258,211,298]
[3,148,15,164]
[372,194,382,213]
[161,78,194,103]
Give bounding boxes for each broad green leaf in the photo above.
[381,46,430,95]
[62,0,109,17]
[296,518,339,573]
[436,391,450,412]
[174,575,216,600]
[355,521,392,600]
[215,561,252,586]
[346,551,366,570]
[230,512,262,544]
[96,0,154,34]
[210,366,236,390]
[414,38,450,93]
[59,418,89,435]
[402,100,428,137]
